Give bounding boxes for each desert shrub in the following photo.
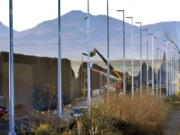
[33,124,57,135]
[77,107,114,135]
[20,92,168,135]
[101,93,169,135]
[165,93,180,102]
[77,93,168,135]
[33,83,57,111]
[18,111,66,134]
[177,91,180,97]
[61,130,74,135]
[172,94,180,101]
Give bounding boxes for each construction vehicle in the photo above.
[83,48,130,90]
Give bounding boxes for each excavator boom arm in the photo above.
[93,49,122,80]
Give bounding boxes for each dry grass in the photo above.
[33,124,57,135]
[76,107,113,135]
[100,93,169,135]
[77,92,169,135]
[18,93,169,135]
[17,111,66,134]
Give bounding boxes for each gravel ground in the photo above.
[164,103,180,135]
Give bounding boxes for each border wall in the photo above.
[0,52,77,109]
[0,52,113,110]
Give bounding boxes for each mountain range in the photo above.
[0,10,179,60]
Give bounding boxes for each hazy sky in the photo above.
[0,0,180,31]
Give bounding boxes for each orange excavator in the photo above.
[84,48,128,89]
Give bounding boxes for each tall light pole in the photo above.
[154,37,159,96]
[135,22,142,94]
[179,55,180,93]
[174,59,176,94]
[171,54,175,95]
[153,36,158,96]
[170,55,174,95]
[87,0,91,114]
[9,0,16,134]
[82,53,85,98]
[170,55,173,95]
[117,10,126,95]
[106,0,110,85]
[170,54,176,95]
[149,34,155,95]
[142,29,149,94]
[156,48,160,96]
[170,56,172,95]
[174,58,177,94]
[160,60,162,97]
[172,58,175,95]
[159,49,162,97]
[165,40,169,96]
[179,55,180,95]
[58,0,62,118]
[168,53,171,95]
[126,16,134,96]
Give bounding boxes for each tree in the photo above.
[43,83,57,116]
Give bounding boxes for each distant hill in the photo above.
[0,21,9,37]
[0,10,179,60]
